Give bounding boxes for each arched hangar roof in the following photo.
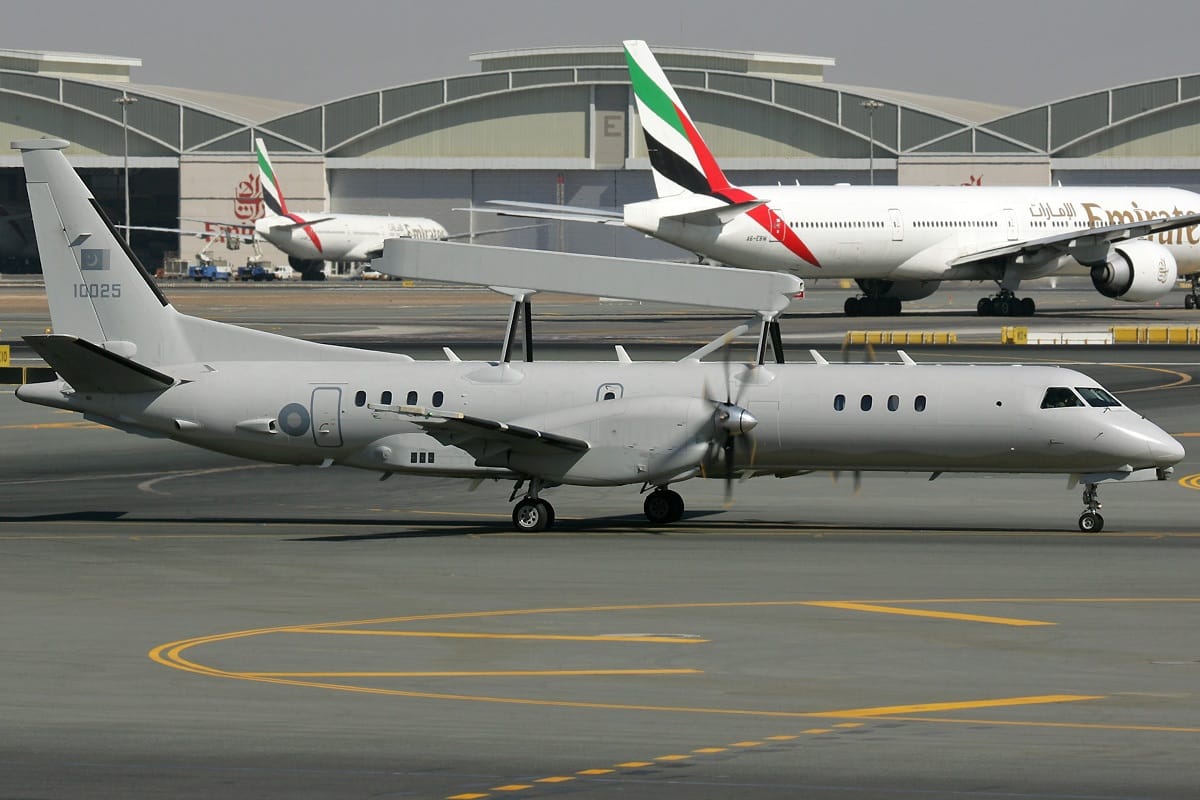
[2,46,1199,163]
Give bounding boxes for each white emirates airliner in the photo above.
[477,40,1200,317]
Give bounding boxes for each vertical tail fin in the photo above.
[17,138,179,362]
[256,137,288,216]
[623,40,733,199]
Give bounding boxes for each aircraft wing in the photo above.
[24,334,177,394]
[457,200,625,226]
[124,223,256,243]
[267,217,335,231]
[949,213,1200,268]
[377,239,803,317]
[370,404,590,453]
[442,222,549,241]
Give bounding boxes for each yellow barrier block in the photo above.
[844,331,957,347]
[0,344,9,368]
[1145,327,1169,344]
[1111,326,1138,343]
[1000,326,1028,345]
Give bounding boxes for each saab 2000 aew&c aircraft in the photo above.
[14,139,1184,532]
[472,40,1200,317]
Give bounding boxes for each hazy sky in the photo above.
[8,0,1199,109]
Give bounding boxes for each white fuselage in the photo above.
[18,357,1183,487]
[625,186,1200,280]
[254,212,448,262]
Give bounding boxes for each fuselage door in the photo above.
[1003,208,1018,241]
[888,208,903,242]
[311,387,343,447]
[770,208,787,240]
[597,383,623,402]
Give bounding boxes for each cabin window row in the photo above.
[914,220,998,228]
[789,220,884,229]
[354,390,445,408]
[833,393,927,412]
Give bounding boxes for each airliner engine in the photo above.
[1090,240,1177,302]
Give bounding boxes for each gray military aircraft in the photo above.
[13,139,1185,533]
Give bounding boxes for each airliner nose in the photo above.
[1150,430,1186,466]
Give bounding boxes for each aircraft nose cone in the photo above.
[1150,431,1185,466]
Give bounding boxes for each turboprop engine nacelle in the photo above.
[1090,240,1177,302]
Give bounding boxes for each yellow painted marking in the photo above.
[655,755,690,761]
[692,747,727,753]
[615,761,654,768]
[803,728,834,734]
[243,669,700,678]
[834,723,863,728]
[576,769,613,775]
[291,629,707,644]
[731,741,763,747]
[879,715,1200,733]
[767,735,799,740]
[491,785,532,792]
[0,421,107,430]
[1177,473,1200,491]
[822,694,1101,718]
[534,776,574,783]
[447,794,489,800]
[805,600,1054,627]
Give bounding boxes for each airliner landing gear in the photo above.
[1078,482,1104,533]
[1184,274,1200,310]
[977,289,1035,317]
[643,488,685,524]
[510,479,555,532]
[289,256,327,282]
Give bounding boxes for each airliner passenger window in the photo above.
[1040,387,1083,408]
[381,391,392,405]
[1076,387,1121,408]
[914,395,927,412]
[834,394,845,411]
[887,394,899,411]
[432,391,444,408]
[354,390,366,407]
[407,390,418,405]
[860,395,872,411]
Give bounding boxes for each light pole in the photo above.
[861,99,883,186]
[114,92,137,245]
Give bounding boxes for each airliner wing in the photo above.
[128,222,256,243]
[458,200,625,225]
[369,404,590,453]
[950,213,1200,267]
[442,222,549,241]
[267,217,335,231]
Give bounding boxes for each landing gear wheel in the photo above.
[844,297,861,317]
[1187,294,1196,310]
[644,489,685,525]
[1078,511,1104,533]
[977,297,993,316]
[1020,297,1036,316]
[512,498,554,532]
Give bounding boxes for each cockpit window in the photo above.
[1040,387,1084,409]
[1076,387,1122,408]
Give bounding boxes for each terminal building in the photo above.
[2,44,1199,273]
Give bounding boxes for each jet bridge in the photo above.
[375,239,802,364]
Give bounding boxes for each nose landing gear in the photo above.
[1078,483,1104,532]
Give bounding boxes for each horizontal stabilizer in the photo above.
[662,199,766,226]
[377,239,802,317]
[459,200,624,226]
[24,334,176,393]
[269,217,334,232]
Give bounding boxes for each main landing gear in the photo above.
[510,478,555,532]
[1184,274,1200,310]
[1078,482,1104,533]
[643,488,685,524]
[977,289,1035,317]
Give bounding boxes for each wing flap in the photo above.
[24,334,176,393]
